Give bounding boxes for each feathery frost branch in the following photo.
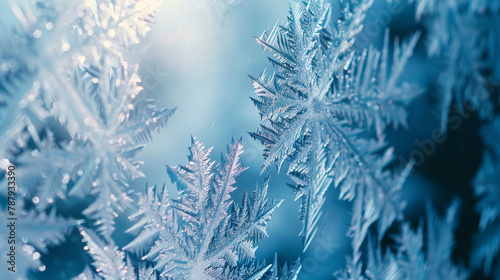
[123,137,298,279]
[411,0,500,132]
[250,0,421,250]
[0,0,174,243]
[337,201,469,280]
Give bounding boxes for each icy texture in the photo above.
[0,0,173,277]
[2,0,500,279]
[250,0,421,250]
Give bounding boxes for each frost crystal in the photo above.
[472,116,500,275]
[79,228,137,280]
[250,0,421,250]
[0,0,173,277]
[124,138,290,279]
[0,0,174,242]
[338,202,469,280]
[0,206,81,278]
[411,0,500,132]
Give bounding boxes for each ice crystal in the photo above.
[338,201,468,280]
[0,1,172,278]
[0,206,81,278]
[411,0,500,132]
[79,228,136,280]
[78,232,300,280]
[0,0,173,242]
[124,138,288,279]
[250,0,421,250]
[472,116,500,276]
[266,253,301,280]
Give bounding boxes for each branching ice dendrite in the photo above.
[79,228,137,280]
[123,137,295,279]
[0,0,174,244]
[411,0,500,132]
[251,0,421,250]
[337,201,469,280]
[0,1,173,278]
